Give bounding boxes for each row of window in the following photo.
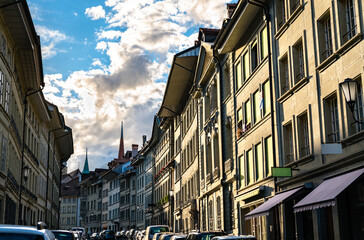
[109,192,120,205]
[62,206,76,214]
[279,37,305,96]
[317,0,358,63]
[61,217,76,225]
[239,135,273,186]
[235,25,268,91]
[175,171,198,209]
[237,80,271,137]
[154,180,170,204]
[155,150,171,176]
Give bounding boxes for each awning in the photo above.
[294,168,364,212]
[245,187,304,219]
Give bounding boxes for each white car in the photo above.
[0,222,55,240]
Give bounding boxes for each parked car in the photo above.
[151,233,165,240]
[211,236,256,240]
[99,230,116,240]
[52,230,76,240]
[91,232,100,240]
[170,234,187,240]
[71,227,85,239]
[0,222,55,240]
[186,231,226,240]
[144,225,171,240]
[159,233,175,240]
[116,231,123,240]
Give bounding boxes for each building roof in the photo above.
[61,176,80,197]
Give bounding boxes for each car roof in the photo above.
[0,225,44,235]
[52,230,73,233]
[212,236,256,240]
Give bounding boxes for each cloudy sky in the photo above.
[29,0,232,172]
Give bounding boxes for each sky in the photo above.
[29,0,233,172]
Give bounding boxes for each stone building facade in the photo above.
[0,0,73,227]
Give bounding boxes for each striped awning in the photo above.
[294,168,364,212]
[245,187,304,219]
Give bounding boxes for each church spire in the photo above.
[118,121,125,160]
[82,148,90,174]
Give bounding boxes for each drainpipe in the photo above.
[246,1,279,239]
[18,87,44,225]
[212,50,226,232]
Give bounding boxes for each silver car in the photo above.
[0,222,55,240]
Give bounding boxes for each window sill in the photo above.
[316,53,338,72]
[316,33,362,72]
[337,33,362,55]
[341,130,364,147]
[277,77,309,103]
[236,113,271,141]
[284,154,314,168]
[275,4,304,39]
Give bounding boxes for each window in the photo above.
[263,81,271,115]
[246,149,253,185]
[253,90,261,124]
[237,108,243,137]
[239,155,244,187]
[260,26,268,60]
[277,0,286,28]
[325,94,340,142]
[255,143,263,181]
[264,136,273,176]
[298,112,310,158]
[283,122,294,165]
[0,71,4,105]
[243,51,250,81]
[279,54,289,95]
[251,40,258,71]
[245,99,251,129]
[318,12,333,61]
[338,0,357,44]
[293,39,304,83]
[290,0,300,14]
[0,136,6,171]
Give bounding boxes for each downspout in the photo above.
[247,1,279,239]
[212,50,226,231]
[18,87,44,225]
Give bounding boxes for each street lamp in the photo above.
[23,166,30,182]
[339,78,364,124]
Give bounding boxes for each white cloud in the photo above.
[85,5,106,20]
[42,0,232,172]
[35,25,69,59]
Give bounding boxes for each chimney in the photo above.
[132,144,138,158]
[142,135,147,145]
[227,3,237,18]
[118,121,125,160]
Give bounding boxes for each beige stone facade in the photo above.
[0,0,73,227]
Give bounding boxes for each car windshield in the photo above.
[198,233,225,240]
[105,231,114,237]
[163,235,173,240]
[53,232,73,240]
[151,228,169,235]
[0,233,44,240]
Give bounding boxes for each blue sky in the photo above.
[29,0,233,172]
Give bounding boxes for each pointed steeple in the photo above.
[82,148,90,174]
[118,121,125,160]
